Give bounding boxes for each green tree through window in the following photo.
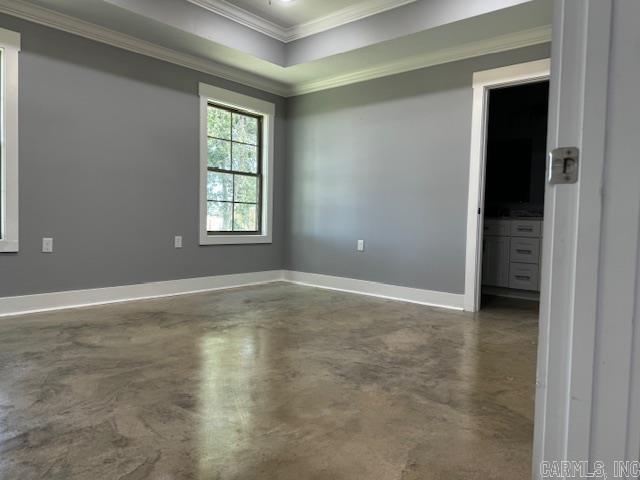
[206,103,262,234]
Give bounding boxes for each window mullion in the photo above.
[231,173,236,231]
[230,114,236,231]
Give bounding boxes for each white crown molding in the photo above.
[287,0,417,42]
[187,0,286,41]
[291,25,552,96]
[186,0,417,43]
[0,0,291,97]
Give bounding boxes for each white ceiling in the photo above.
[226,0,370,28]
[187,0,418,42]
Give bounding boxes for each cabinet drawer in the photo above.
[509,262,539,291]
[510,237,540,264]
[484,220,510,236]
[510,220,541,237]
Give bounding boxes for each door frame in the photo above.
[463,59,551,312]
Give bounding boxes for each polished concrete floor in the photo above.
[0,283,539,479]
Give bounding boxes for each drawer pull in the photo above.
[517,227,533,232]
[515,275,530,281]
[516,249,533,254]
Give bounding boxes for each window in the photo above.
[206,104,262,234]
[0,28,19,253]
[199,83,274,245]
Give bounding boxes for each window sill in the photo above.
[0,240,19,253]
[200,234,272,245]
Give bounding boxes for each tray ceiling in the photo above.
[187,0,417,41]
[227,0,383,28]
[0,0,552,96]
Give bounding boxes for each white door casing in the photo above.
[464,59,550,312]
[531,0,640,477]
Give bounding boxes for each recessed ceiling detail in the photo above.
[186,0,418,42]
[0,0,552,97]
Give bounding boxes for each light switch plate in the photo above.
[357,240,365,252]
[174,235,183,249]
[42,237,53,253]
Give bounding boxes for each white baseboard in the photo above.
[0,269,465,318]
[0,270,285,317]
[283,270,464,311]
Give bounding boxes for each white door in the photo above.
[533,0,640,477]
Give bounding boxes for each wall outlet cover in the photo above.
[174,236,183,248]
[42,237,53,253]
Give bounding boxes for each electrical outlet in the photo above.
[357,239,365,252]
[42,237,53,253]
[174,235,183,249]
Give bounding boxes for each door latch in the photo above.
[549,147,579,184]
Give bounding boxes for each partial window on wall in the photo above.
[0,27,20,253]
[199,83,275,245]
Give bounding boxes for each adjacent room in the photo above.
[1,0,639,479]
[480,80,549,308]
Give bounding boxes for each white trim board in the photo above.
[284,271,464,311]
[0,270,285,318]
[463,58,550,312]
[0,270,465,318]
[0,26,20,253]
[291,26,551,96]
[187,0,417,43]
[198,83,275,245]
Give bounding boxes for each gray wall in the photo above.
[285,44,551,294]
[0,11,550,299]
[0,14,286,297]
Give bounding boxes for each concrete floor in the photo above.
[0,283,538,480]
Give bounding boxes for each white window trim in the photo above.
[0,27,19,253]
[198,83,275,245]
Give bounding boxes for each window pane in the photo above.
[207,172,233,201]
[207,201,233,232]
[232,143,258,173]
[233,203,258,232]
[207,138,231,170]
[207,106,231,139]
[232,113,258,145]
[234,175,258,203]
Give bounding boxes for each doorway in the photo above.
[480,80,549,307]
[464,59,551,313]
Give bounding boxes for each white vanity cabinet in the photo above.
[482,236,510,287]
[482,218,543,292]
